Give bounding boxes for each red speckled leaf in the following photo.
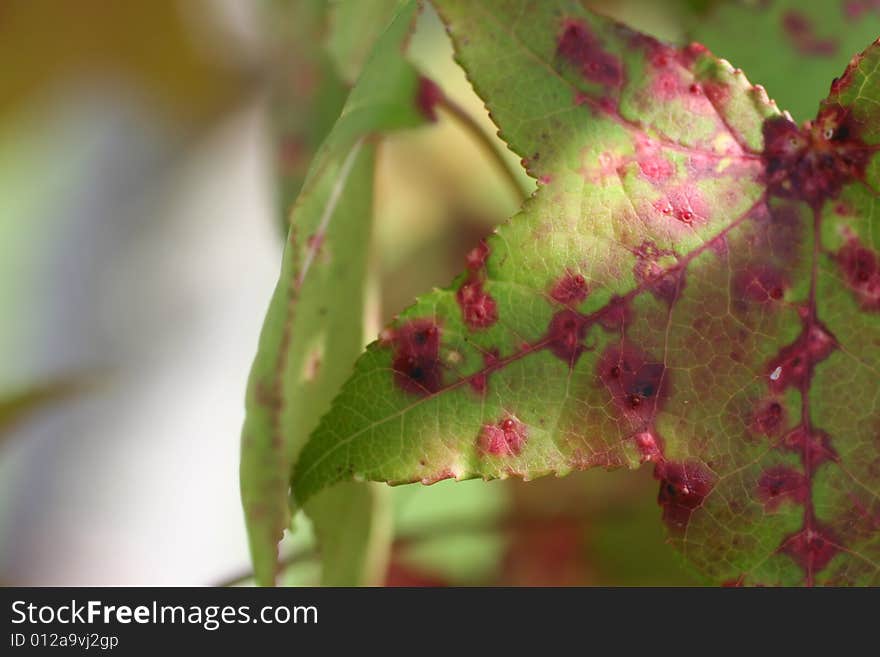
[292,0,880,585]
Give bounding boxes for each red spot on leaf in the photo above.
[702,80,730,106]
[469,349,500,395]
[465,239,490,271]
[836,237,880,311]
[734,266,788,305]
[478,416,528,456]
[757,466,809,511]
[752,398,786,437]
[634,431,663,463]
[781,523,841,574]
[416,76,444,122]
[597,295,632,330]
[678,42,709,67]
[457,280,498,330]
[457,240,498,330]
[545,310,590,365]
[388,319,443,396]
[636,140,675,183]
[766,322,836,393]
[780,427,838,467]
[556,18,623,89]
[762,106,871,206]
[598,343,667,424]
[655,460,715,533]
[550,270,589,304]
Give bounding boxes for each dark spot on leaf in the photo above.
[597,295,632,331]
[550,270,589,304]
[762,106,871,206]
[766,322,836,393]
[545,309,590,365]
[733,266,788,306]
[757,466,809,511]
[598,343,667,424]
[388,319,443,396]
[781,522,842,574]
[836,237,880,311]
[654,460,715,533]
[752,398,786,436]
[780,427,838,467]
[556,18,623,89]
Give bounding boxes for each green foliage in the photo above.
[691,0,880,122]
[240,0,428,586]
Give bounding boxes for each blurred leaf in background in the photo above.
[690,0,880,122]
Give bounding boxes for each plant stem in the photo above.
[437,96,531,204]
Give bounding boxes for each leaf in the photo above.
[326,0,407,84]
[689,0,880,122]
[305,482,392,585]
[293,0,880,585]
[267,0,347,229]
[240,0,430,586]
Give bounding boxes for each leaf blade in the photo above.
[240,0,427,586]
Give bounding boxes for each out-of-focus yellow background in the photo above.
[0,1,697,586]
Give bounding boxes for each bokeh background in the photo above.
[3,0,871,586]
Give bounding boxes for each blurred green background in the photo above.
[3,0,874,586]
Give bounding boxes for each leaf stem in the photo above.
[437,95,530,204]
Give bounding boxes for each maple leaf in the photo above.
[290,0,880,585]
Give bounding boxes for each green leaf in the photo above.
[327,0,407,84]
[240,0,429,586]
[690,0,880,122]
[267,0,348,226]
[293,0,880,585]
[305,482,391,586]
